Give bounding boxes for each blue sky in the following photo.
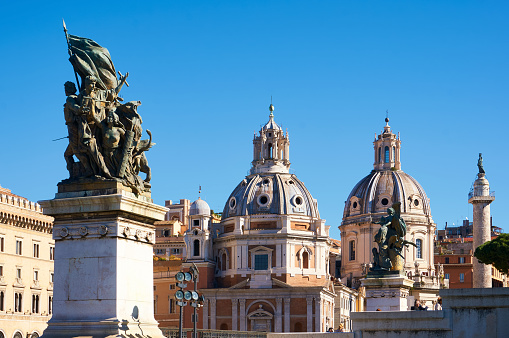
[1,1,508,238]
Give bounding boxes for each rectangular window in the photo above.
[169,297,176,313]
[460,273,465,282]
[171,248,181,255]
[50,272,54,283]
[33,270,39,281]
[192,313,199,323]
[459,257,465,264]
[169,284,176,290]
[16,267,22,279]
[16,239,22,255]
[445,257,449,264]
[416,239,422,259]
[50,246,55,260]
[0,265,3,276]
[193,219,200,227]
[33,242,40,258]
[445,273,450,280]
[349,241,356,261]
[48,295,53,314]
[0,236,4,252]
[254,254,269,270]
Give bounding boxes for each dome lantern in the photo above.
[251,104,290,175]
[373,116,401,171]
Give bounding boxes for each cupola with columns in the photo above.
[251,104,290,175]
[373,117,401,171]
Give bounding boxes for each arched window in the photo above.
[392,146,396,162]
[302,251,309,269]
[222,252,227,271]
[349,240,356,261]
[268,143,273,158]
[378,147,381,163]
[384,146,389,163]
[220,323,228,330]
[295,322,303,332]
[416,239,422,259]
[193,239,200,257]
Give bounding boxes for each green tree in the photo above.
[474,233,509,274]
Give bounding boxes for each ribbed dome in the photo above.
[190,198,211,216]
[342,170,431,222]
[222,173,319,219]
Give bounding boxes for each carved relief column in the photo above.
[239,299,246,331]
[284,297,290,332]
[275,297,283,332]
[210,298,217,329]
[232,298,238,331]
[315,296,323,332]
[306,296,313,332]
[203,299,209,330]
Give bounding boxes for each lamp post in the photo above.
[175,265,205,338]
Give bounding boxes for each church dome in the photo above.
[342,117,433,225]
[189,198,210,216]
[222,173,319,219]
[342,170,431,222]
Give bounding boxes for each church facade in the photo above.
[159,106,336,333]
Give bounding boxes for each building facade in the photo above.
[434,237,507,288]
[0,186,54,338]
[198,105,335,333]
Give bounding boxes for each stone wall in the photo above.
[350,287,509,338]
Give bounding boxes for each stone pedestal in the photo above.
[39,181,167,338]
[361,272,414,311]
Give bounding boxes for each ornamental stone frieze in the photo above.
[53,222,154,243]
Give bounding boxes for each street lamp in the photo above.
[175,264,205,338]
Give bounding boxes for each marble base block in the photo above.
[361,272,414,311]
[39,181,167,338]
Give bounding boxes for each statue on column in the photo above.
[371,202,416,272]
[477,153,485,174]
[60,21,154,194]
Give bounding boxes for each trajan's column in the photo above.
[468,153,495,288]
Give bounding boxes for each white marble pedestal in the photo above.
[39,181,167,338]
[361,272,414,311]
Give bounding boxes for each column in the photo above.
[210,298,216,330]
[306,296,313,332]
[315,296,323,332]
[284,298,290,332]
[239,299,246,331]
[232,298,238,331]
[275,297,283,332]
[203,299,209,330]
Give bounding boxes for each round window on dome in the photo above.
[414,199,419,207]
[288,181,294,185]
[381,198,389,206]
[257,194,270,207]
[295,197,303,205]
[229,197,236,209]
[353,201,358,209]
